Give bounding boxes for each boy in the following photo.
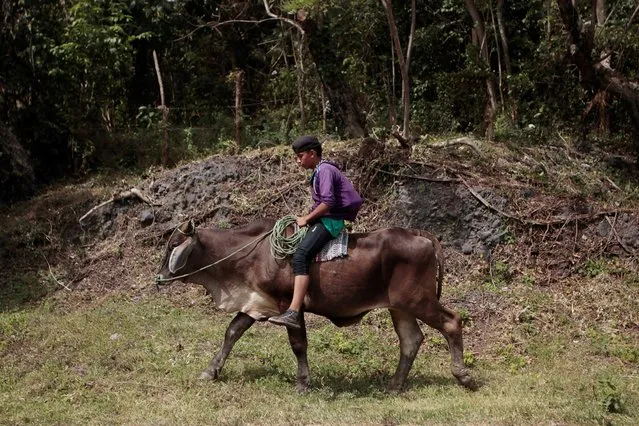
[269,136,363,329]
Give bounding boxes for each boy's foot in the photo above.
[268,309,301,329]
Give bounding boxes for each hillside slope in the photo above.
[1,136,638,423]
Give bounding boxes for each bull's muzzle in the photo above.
[155,274,174,291]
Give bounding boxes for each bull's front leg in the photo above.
[199,312,255,381]
[286,313,310,393]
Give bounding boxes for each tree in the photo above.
[0,123,35,201]
[381,0,416,147]
[465,0,498,140]
[556,0,639,158]
[302,10,368,138]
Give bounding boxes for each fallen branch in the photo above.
[391,131,413,149]
[375,168,461,183]
[41,253,71,291]
[458,176,518,220]
[378,167,638,227]
[79,188,160,223]
[258,181,303,211]
[459,175,638,227]
[605,215,633,255]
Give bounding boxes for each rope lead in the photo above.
[269,215,307,259]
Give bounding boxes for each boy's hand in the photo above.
[297,203,329,228]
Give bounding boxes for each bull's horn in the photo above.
[180,219,196,236]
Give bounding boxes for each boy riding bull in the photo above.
[268,136,363,329]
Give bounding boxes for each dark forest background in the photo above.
[2,0,639,201]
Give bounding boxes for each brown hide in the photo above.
[157,218,443,322]
[156,218,475,392]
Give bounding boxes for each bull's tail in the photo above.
[415,229,444,300]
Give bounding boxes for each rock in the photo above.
[139,209,154,226]
[487,233,504,245]
[496,158,510,169]
[462,242,473,255]
[596,220,611,237]
[479,230,493,241]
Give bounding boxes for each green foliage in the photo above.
[580,259,607,278]
[3,0,639,183]
[499,344,528,374]
[316,329,366,356]
[463,350,476,368]
[50,0,136,125]
[521,273,535,287]
[484,260,513,291]
[135,106,162,129]
[427,335,447,347]
[458,308,472,327]
[587,328,639,365]
[413,71,485,133]
[0,272,56,312]
[597,377,625,414]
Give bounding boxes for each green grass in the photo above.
[1,294,638,425]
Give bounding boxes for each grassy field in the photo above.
[1,289,637,426]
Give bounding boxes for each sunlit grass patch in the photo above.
[1,294,638,425]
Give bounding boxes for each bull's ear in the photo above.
[169,237,195,273]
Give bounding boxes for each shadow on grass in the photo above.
[238,365,464,397]
[0,275,54,312]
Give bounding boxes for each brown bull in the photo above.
[156,218,476,392]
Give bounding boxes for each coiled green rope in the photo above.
[269,215,308,259]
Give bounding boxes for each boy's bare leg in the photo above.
[289,274,310,311]
[269,275,309,329]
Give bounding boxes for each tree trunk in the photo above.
[153,50,169,167]
[234,70,243,147]
[320,84,327,134]
[496,0,511,74]
[0,122,35,201]
[466,0,498,140]
[381,0,412,143]
[593,0,605,23]
[386,57,397,127]
[291,31,306,133]
[592,0,610,134]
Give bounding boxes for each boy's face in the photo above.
[296,149,318,169]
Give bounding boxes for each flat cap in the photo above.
[292,135,321,153]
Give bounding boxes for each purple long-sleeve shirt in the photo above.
[310,160,363,221]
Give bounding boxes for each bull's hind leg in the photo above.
[286,313,310,393]
[199,312,255,380]
[388,310,424,392]
[416,302,477,390]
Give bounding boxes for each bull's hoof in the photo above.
[198,370,218,381]
[387,380,405,394]
[296,376,310,394]
[457,374,478,391]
